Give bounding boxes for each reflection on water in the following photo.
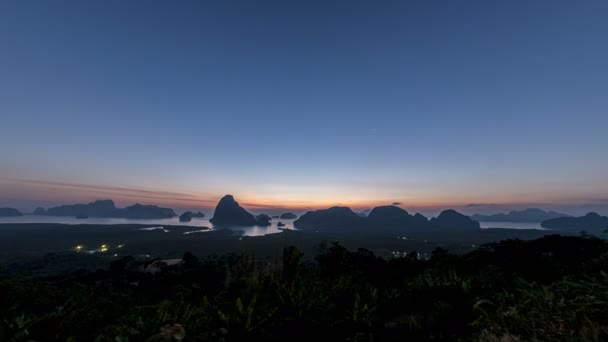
[227,223,295,237]
[0,215,213,227]
[1,216,548,234]
[139,227,170,232]
[0,215,297,237]
[183,229,211,235]
[0,215,544,236]
[480,221,546,230]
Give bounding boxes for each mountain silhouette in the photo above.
[430,209,480,230]
[541,212,608,232]
[367,205,427,228]
[294,206,367,231]
[255,214,272,226]
[294,205,478,231]
[46,200,176,219]
[279,212,298,219]
[209,195,257,226]
[47,200,118,217]
[0,208,22,217]
[472,208,570,222]
[122,204,177,219]
[412,213,430,226]
[33,207,46,215]
[179,211,193,222]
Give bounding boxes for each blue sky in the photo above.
[1,0,607,215]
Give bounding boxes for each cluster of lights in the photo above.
[73,243,124,253]
[390,251,429,260]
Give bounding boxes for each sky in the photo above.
[1,0,607,216]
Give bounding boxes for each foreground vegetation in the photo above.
[1,234,608,341]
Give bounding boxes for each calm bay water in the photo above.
[0,215,297,237]
[0,216,548,237]
[479,221,545,230]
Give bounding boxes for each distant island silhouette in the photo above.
[293,205,479,231]
[294,206,367,231]
[4,196,495,232]
[430,209,480,230]
[279,212,298,219]
[255,214,272,226]
[472,208,570,222]
[0,208,23,217]
[367,205,421,228]
[209,195,259,226]
[44,200,177,219]
[33,207,46,215]
[207,196,482,231]
[179,211,193,222]
[541,212,608,233]
[10,195,607,235]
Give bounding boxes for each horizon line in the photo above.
[1,177,606,216]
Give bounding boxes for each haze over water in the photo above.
[0,215,299,237]
[0,215,547,236]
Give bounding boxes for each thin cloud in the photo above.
[0,177,217,205]
[0,177,314,210]
[465,203,500,208]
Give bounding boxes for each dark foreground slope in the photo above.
[1,235,607,341]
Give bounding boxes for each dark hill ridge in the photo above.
[430,209,480,230]
[367,205,416,227]
[209,196,279,226]
[0,208,23,217]
[33,207,46,215]
[122,204,176,219]
[255,214,272,226]
[293,206,367,231]
[412,213,429,226]
[46,200,176,219]
[541,212,608,232]
[294,205,479,231]
[279,212,298,219]
[48,200,117,217]
[179,211,193,222]
[209,195,258,226]
[472,208,570,222]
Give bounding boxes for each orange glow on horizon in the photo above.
[1,177,600,213]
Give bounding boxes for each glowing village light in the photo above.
[75,245,84,252]
[100,244,109,252]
